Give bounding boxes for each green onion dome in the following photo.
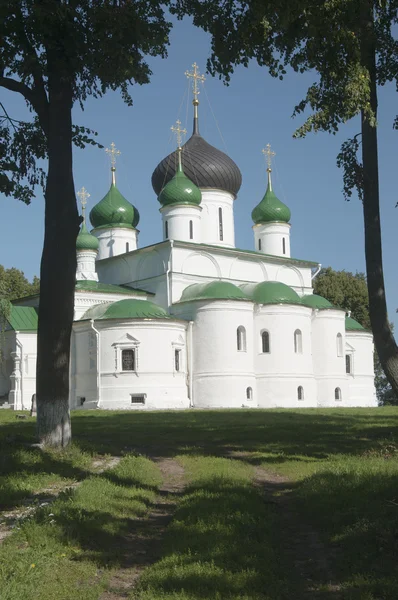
[252,174,291,224]
[345,316,366,331]
[83,299,169,321]
[179,281,249,303]
[158,162,202,207]
[301,294,334,309]
[248,281,301,305]
[76,222,99,251]
[89,182,140,229]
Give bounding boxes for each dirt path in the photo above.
[253,465,342,599]
[100,457,185,600]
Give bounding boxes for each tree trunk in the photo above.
[360,3,398,398]
[36,70,80,447]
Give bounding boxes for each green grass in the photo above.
[135,456,288,600]
[1,408,398,599]
[0,455,162,600]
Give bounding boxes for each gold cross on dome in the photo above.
[171,119,187,149]
[105,142,121,169]
[262,143,276,170]
[185,62,206,102]
[77,186,90,223]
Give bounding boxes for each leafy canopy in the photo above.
[0,0,173,203]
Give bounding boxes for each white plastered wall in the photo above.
[254,304,316,407]
[346,331,377,406]
[253,222,291,258]
[72,319,189,410]
[76,250,98,282]
[93,227,138,260]
[311,309,350,406]
[200,190,235,248]
[189,300,256,408]
[160,205,202,243]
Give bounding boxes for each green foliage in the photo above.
[0,265,39,301]
[0,0,173,202]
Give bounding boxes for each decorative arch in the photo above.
[237,326,247,352]
[229,257,268,281]
[136,250,166,281]
[181,251,221,278]
[275,265,305,290]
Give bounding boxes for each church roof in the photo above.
[6,305,38,331]
[242,281,301,305]
[179,281,249,303]
[301,294,334,309]
[252,172,291,225]
[89,182,140,230]
[82,298,169,321]
[345,316,366,331]
[76,222,99,251]
[152,115,242,198]
[158,160,202,207]
[75,281,151,296]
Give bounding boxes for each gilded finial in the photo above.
[262,144,276,190]
[77,186,90,224]
[185,62,206,106]
[171,120,187,150]
[105,142,121,185]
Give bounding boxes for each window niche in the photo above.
[237,326,247,352]
[112,334,140,375]
[297,386,304,400]
[261,331,270,353]
[294,329,303,354]
[335,387,342,401]
[336,333,343,357]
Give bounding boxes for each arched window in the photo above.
[336,333,343,357]
[282,237,286,255]
[165,221,169,239]
[237,326,246,352]
[294,329,303,354]
[246,387,253,400]
[346,354,352,374]
[261,331,270,353]
[189,220,193,240]
[335,387,342,401]
[126,242,130,253]
[219,207,224,241]
[258,239,262,251]
[298,386,304,400]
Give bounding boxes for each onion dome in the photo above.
[152,112,242,198]
[345,316,366,331]
[252,165,291,224]
[179,281,249,303]
[90,182,139,230]
[158,157,202,207]
[76,222,99,252]
[301,294,334,309]
[82,299,169,321]
[246,281,301,305]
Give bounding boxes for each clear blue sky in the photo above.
[1,16,397,328]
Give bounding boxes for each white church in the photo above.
[1,64,377,411]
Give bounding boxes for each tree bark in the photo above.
[36,67,80,447]
[360,3,398,397]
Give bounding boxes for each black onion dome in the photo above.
[152,116,242,197]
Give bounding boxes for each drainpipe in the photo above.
[90,320,101,408]
[16,335,23,410]
[311,263,322,281]
[188,320,194,407]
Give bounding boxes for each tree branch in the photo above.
[0,76,34,101]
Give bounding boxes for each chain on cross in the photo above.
[171,120,187,149]
[262,143,276,171]
[77,186,90,223]
[185,62,206,103]
[105,142,121,169]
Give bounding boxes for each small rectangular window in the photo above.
[189,220,193,240]
[165,221,168,239]
[346,355,351,374]
[258,239,262,251]
[175,349,181,372]
[122,349,135,371]
[126,242,130,253]
[282,238,286,255]
[79,397,86,406]
[131,394,146,404]
[218,207,224,241]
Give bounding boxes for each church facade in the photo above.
[1,65,377,411]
